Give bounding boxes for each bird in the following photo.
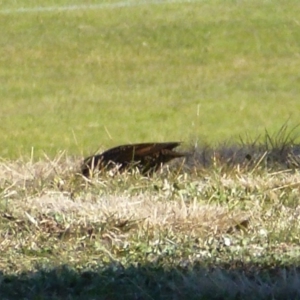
[81,142,184,177]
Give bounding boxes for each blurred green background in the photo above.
[1,0,300,158]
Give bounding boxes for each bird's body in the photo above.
[81,142,184,176]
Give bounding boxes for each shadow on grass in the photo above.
[184,124,300,172]
[1,260,300,300]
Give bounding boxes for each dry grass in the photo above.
[1,144,300,299]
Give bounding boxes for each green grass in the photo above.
[1,0,300,158]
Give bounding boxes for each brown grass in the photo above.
[1,147,300,299]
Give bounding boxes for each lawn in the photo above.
[1,0,300,158]
[1,0,300,299]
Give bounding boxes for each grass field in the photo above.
[1,0,300,158]
[1,0,300,299]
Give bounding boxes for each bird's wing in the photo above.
[128,142,182,157]
[99,142,181,162]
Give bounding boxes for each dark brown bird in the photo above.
[81,142,184,177]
